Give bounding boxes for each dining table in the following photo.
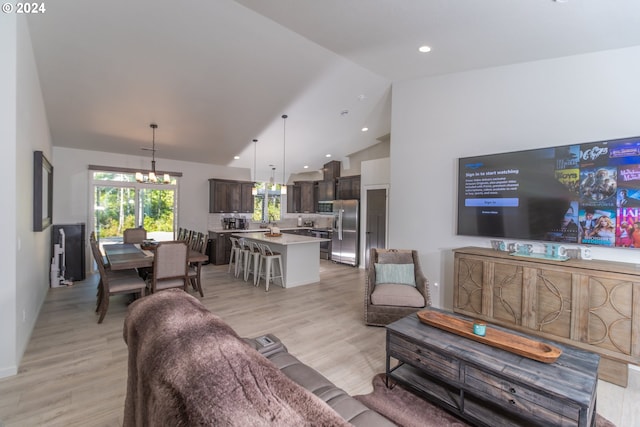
[103,242,208,296]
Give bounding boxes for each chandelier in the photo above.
[136,123,171,184]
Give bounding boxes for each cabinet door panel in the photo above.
[535,269,573,338]
[588,276,635,356]
[454,256,484,315]
[492,262,524,325]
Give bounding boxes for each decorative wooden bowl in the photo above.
[416,309,562,363]
[264,233,282,237]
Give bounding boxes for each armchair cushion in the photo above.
[374,263,416,286]
[371,284,426,308]
[376,249,413,264]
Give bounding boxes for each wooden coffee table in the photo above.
[386,309,599,427]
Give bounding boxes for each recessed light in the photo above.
[325,154,332,158]
[418,45,432,53]
[357,94,366,101]
[361,127,369,132]
[234,156,240,160]
[303,165,309,169]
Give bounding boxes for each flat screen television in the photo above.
[457,136,640,248]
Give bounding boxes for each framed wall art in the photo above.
[33,150,53,232]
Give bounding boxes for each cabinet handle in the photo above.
[509,399,516,405]
[509,387,516,394]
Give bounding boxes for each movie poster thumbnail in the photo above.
[545,201,579,243]
[554,145,580,170]
[555,168,579,195]
[579,141,610,168]
[607,137,640,166]
[616,164,640,207]
[617,207,640,248]
[579,166,617,205]
[579,208,616,246]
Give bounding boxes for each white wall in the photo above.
[390,45,640,309]
[0,15,53,379]
[0,12,18,379]
[53,146,251,238]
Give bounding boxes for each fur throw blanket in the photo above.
[123,289,350,426]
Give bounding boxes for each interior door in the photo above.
[365,189,387,267]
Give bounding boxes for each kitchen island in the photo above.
[232,231,330,287]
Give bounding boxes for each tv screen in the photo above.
[457,136,640,248]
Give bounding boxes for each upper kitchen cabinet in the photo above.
[287,181,315,213]
[336,175,360,200]
[316,180,335,202]
[209,179,254,213]
[322,160,341,181]
[286,184,301,213]
[240,182,255,213]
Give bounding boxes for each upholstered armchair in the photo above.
[364,248,431,326]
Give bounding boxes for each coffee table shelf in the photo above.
[386,309,599,427]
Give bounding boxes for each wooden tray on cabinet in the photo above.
[416,310,562,363]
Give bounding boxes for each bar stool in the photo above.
[256,243,285,291]
[236,238,252,280]
[243,241,262,284]
[228,237,244,278]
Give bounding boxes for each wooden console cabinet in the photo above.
[453,246,640,386]
[387,312,599,427]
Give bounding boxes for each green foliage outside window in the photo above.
[252,182,282,222]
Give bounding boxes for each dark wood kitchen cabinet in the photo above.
[287,181,315,213]
[316,180,335,202]
[209,179,254,213]
[336,175,360,200]
[286,185,301,213]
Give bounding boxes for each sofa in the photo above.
[123,289,395,426]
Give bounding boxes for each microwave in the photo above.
[316,201,334,213]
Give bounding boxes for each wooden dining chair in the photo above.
[188,234,207,297]
[148,241,189,293]
[92,236,146,323]
[123,227,147,244]
[89,232,140,313]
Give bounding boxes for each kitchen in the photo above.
[208,160,362,275]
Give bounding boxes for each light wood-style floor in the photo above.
[0,260,638,426]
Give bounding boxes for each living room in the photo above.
[3,2,640,426]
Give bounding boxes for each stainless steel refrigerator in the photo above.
[332,199,359,266]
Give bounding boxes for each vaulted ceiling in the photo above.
[27,0,640,182]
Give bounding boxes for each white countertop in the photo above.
[211,227,312,233]
[231,231,330,245]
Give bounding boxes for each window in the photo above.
[253,182,283,222]
[90,170,178,243]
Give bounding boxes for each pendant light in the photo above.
[136,123,170,184]
[252,139,258,196]
[281,114,288,195]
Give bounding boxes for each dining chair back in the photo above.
[149,241,189,293]
[188,233,207,297]
[191,232,205,251]
[91,236,146,323]
[123,228,147,244]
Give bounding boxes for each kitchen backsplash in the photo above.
[208,213,333,230]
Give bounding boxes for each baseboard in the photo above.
[0,364,18,379]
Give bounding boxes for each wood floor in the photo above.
[0,260,638,426]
